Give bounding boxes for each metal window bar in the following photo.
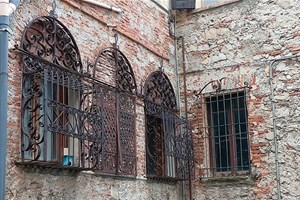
[19,16,137,175]
[144,71,194,181]
[145,102,194,181]
[198,84,250,178]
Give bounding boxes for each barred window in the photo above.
[198,79,250,177]
[144,71,194,181]
[19,16,137,176]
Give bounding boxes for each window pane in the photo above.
[234,94,250,171]
[212,111,231,172]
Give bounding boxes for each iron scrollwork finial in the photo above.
[49,0,58,18]
[113,32,119,49]
[159,58,164,72]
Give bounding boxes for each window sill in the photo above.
[15,161,81,176]
[81,170,137,180]
[16,161,138,179]
[146,176,179,184]
[191,0,241,14]
[200,175,256,187]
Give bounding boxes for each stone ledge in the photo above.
[82,171,178,185]
[15,162,80,176]
[81,170,137,181]
[200,175,256,187]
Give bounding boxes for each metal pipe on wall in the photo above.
[172,12,186,200]
[269,60,281,200]
[81,0,123,13]
[269,54,300,200]
[0,0,20,199]
[179,36,193,200]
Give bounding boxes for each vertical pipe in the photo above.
[0,15,9,199]
[173,13,185,200]
[172,14,181,112]
[269,60,281,200]
[180,36,192,200]
[0,1,20,198]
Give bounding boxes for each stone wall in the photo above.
[5,0,181,199]
[7,0,300,199]
[176,0,300,199]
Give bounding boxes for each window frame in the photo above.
[197,79,251,178]
[205,91,250,176]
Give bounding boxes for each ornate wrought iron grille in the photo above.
[144,71,194,180]
[196,78,250,178]
[19,16,137,175]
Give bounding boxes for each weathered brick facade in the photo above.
[4,0,300,199]
[5,0,182,199]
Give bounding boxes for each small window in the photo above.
[198,79,250,177]
[206,91,249,173]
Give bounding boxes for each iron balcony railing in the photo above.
[18,16,137,176]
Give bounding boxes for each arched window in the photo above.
[144,71,194,180]
[19,16,137,176]
[92,47,137,175]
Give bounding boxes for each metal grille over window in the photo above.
[144,71,194,181]
[196,78,250,177]
[18,16,137,175]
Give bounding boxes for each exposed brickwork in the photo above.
[6,0,300,199]
[5,0,180,199]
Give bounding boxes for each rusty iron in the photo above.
[144,71,194,181]
[19,16,137,175]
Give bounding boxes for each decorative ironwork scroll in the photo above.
[144,71,194,180]
[144,71,176,110]
[21,16,82,72]
[94,47,137,94]
[19,16,137,175]
[118,93,136,175]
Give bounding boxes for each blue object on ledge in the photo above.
[63,155,74,166]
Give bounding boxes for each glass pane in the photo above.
[234,94,250,171]
[213,112,230,172]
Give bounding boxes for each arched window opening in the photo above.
[19,16,137,175]
[144,71,194,180]
[91,47,137,175]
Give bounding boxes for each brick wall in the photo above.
[5,0,181,199]
[7,0,300,199]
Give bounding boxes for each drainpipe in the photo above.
[172,13,185,200]
[81,0,123,13]
[269,54,300,200]
[0,0,20,199]
[269,60,281,200]
[179,36,193,200]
